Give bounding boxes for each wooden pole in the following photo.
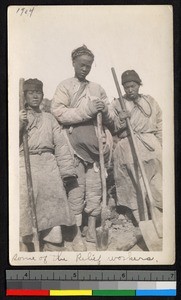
[97,112,107,222]
[19,78,40,251]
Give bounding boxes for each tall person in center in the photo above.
[51,45,114,251]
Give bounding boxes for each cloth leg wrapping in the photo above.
[84,164,102,217]
[75,214,82,227]
[67,159,86,215]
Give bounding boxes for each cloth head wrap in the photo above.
[121,70,142,85]
[23,78,43,92]
[71,45,94,61]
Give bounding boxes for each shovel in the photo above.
[96,112,109,251]
[111,68,162,251]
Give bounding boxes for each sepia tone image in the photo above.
[8,5,175,265]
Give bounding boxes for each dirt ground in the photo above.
[63,203,147,252]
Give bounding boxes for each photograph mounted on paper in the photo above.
[8,5,175,265]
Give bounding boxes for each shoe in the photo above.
[82,226,96,243]
[86,230,96,243]
[81,226,88,237]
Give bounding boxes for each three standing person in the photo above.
[51,45,114,251]
[19,53,162,252]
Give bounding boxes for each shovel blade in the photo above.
[139,220,162,251]
[96,227,109,251]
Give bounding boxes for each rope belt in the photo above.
[28,149,54,155]
[118,131,155,152]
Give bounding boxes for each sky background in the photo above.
[8,5,173,108]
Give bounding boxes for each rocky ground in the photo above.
[63,201,146,252]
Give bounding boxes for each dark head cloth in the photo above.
[121,70,142,85]
[71,45,94,61]
[23,79,43,92]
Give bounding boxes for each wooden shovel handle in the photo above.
[19,78,40,250]
[97,112,107,208]
[111,68,162,238]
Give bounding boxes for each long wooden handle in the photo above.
[97,112,107,208]
[19,78,40,250]
[111,68,162,238]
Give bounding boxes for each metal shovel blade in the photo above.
[139,220,162,251]
[96,226,109,251]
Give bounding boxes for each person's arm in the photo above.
[19,109,28,145]
[99,87,129,133]
[19,109,27,130]
[51,83,98,125]
[99,86,115,126]
[105,98,129,134]
[51,115,77,179]
[155,101,162,146]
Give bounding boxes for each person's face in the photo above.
[123,81,140,100]
[25,90,43,108]
[73,55,94,81]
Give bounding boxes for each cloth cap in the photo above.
[121,70,142,85]
[71,45,94,61]
[23,78,43,92]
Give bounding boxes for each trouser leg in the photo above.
[20,234,34,252]
[142,159,163,236]
[84,164,102,243]
[143,159,162,210]
[67,158,87,251]
[130,158,162,224]
[84,164,102,217]
[114,157,153,224]
[67,158,85,219]
[71,223,87,251]
[114,159,141,223]
[19,242,29,252]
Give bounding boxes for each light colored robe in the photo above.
[20,109,76,237]
[113,95,162,213]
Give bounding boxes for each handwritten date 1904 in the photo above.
[16,7,35,17]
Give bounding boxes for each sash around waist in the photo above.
[20,148,54,156]
[118,130,156,151]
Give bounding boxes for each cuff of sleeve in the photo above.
[102,111,111,122]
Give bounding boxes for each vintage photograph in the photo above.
[8,5,175,265]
